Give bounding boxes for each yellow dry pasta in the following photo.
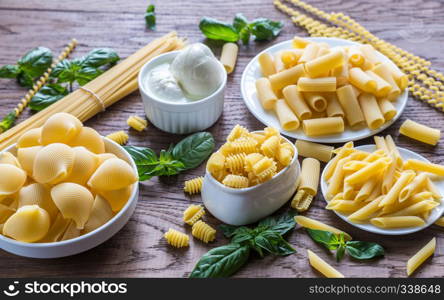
[304,50,345,78]
[282,85,312,120]
[292,36,311,48]
[261,135,280,158]
[370,216,425,228]
[324,92,344,118]
[222,174,249,188]
[269,64,306,91]
[299,43,320,63]
[227,124,249,142]
[336,85,365,127]
[220,42,238,74]
[295,140,333,163]
[256,78,278,110]
[378,98,397,121]
[182,204,205,225]
[299,158,321,196]
[258,52,276,77]
[348,67,377,93]
[297,77,337,92]
[127,115,148,132]
[295,215,352,240]
[274,99,300,130]
[372,63,401,100]
[365,70,392,98]
[307,250,344,278]
[407,238,436,276]
[302,117,344,136]
[303,93,327,112]
[358,93,385,130]
[183,176,204,194]
[399,119,441,146]
[192,220,216,243]
[164,228,189,248]
[106,130,129,145]
[404,159,444,176]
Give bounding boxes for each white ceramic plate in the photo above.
[320,145,444,235]
[240,37,408,143]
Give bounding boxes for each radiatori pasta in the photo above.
[255,39,406,135]
[325,136,442,228]
[206,125,294,188]
[164,228,189,248]
[0,113,137,243]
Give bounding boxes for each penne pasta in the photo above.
[387,200,438,217]
[307,250,344,278]
[298,77,337,92]
[374,136,389,153]
[406,238,436,276]
[399,119,441,146]
[379,170,415,206]
[282,85,312,120]
[398,173,429,202]
[345,158,389,185]
[295,215,352,240]
[348,196,383,222]
[404,159,444,176]
[302,117,344,137]
[324,142,354,180]
[370,216,425,228]
[295,140,334,163]
[355,177,378,202]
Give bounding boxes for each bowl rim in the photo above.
[0,137,139,248]
[138,50,227,108]
[205,131,299,194]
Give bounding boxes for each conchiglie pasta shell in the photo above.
[0,203,15,223]
[39,212,71,243]
[17,128,42,148]
[60,220,81,241]
[63,147,100,185]
[69,127,105,154]
[97,153,117,164]
[99,186,132,212]
[88,158,137,191]
[33,143,75,184]
[51,183,94,230]
[18,183,58,221]
[83,195,114,233]
[17,146,43,176]
[40,112,83,145]
[0,152,21,168]
[3,205,50,242]
[0,164,27,196]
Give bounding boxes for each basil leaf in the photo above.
[336,245,346,261]
[52,60,80,84]
[0,112,17,133]
[145,4,156,30]
[199,17,239,42]
[230,227,256,245]
[346,241,385,260]
[76,66,103,86]
[16,72,33,88]
[80,48,120,68]
[0,65,20,79]
[172,132,215,170]
[17,47,53,78]
[189,243,250,278]
[219,224,240,238]
[254,230,295,256]
[258,211,296,236]
[240,27,251,45]
[249,18,283,41]
[29,84,68,111]
[233,13,248,32]
[306,228,340,250]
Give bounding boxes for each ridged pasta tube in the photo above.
[164,228,189,248]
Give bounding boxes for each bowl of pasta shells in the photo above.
[0,113,139,258]
[201,125,300,226]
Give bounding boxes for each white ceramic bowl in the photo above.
[202,134,300,225]
[138,51,227,134]
[320,145,444,235]
[241,37,408,143]
[0,138,139,258]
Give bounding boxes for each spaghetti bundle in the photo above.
[0,32,185,151]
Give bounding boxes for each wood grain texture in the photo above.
[0,0,443,278]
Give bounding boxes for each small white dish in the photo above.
[240,37,408,143]
[0,138,139,258]
[202,133,300,226]
[138,51,227,134]
[320,145,444,235]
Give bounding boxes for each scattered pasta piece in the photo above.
[399,119,440,146]
[183,204,205,225]
[295,215,352,240]
[407,238,436,276]
[220,42,238,74]
[307,250,344,278]
[192,220,216,243]
[435,217,444,227]
[183,177,204,194]
[106,130,129,145]
[291,158,320,212]
[295,140,333,163]
[164,228,189,248]
[127,115,148,132]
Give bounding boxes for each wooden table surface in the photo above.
[0,0,443,278]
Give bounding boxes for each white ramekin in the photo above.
[0,138,139,258]
[138,51,226,134]
[202,134,300,226]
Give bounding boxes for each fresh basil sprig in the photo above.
[0,47,53,88]
[306,228,385,261]
[190,211,296,278]
[145,4,156,30]
[124,132,215,181]
[0,112,17,133]
[199,13,283,45]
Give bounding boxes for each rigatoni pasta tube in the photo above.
[297,77,337,92]
[379,170,415,207]
[336,85,365,127]
[378,98,397,121]
[404,159,444,176]
[370,216,425,229]
[303,93,327,112]
[299,158,320,195]
[292,36,310,49]
[331,63,349,86]
[295,215,352,240]
[359,44,380,65]
[349,68,377,93]
[269,64,305,91]
[258,52,276,77]
[407,238,436,276]
[295,140,333,163]
[274,99,300,131]
[255,78,277,110]
[347,45,365,67]
[282,85,312,120]
[385,63,409,90]
[281,50,302,68]
[399,119,441,146]
[365,70,391,98]
[372,63,401,100]
[304,50,345,78]
[273,51,285,73]
[302,117,344,137]
[358,93,385,130]
[307,250,344,278]
[324,93,344,118]
[299,43,320,63]
[220,43,238,74]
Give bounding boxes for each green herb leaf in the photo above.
[240,27,251,45]
[0,65,20,79]
[190,243,250,278]
[172,132,215,170]
[306,228,341,251]
[219,224,239,238]
[145,4,156,30]
[336,245,346,261]
[199,17,239,42]
[254,230,295,256]
[75,66,103,86]
[29,83,68,111]
[230,227,256,245]
[258,211,297,236]
[16,72,34,88]
[233,13,248,32]
[249,18,283,41]
[17,47,53,78]
[0,112,17,133]
[52,60,80,85]
[345,241,385,260]
[80,48,120,68]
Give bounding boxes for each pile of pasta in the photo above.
[206,125,294,188]
[325,136,442,228]
[0,112,137,243]
[256,37,408,136]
